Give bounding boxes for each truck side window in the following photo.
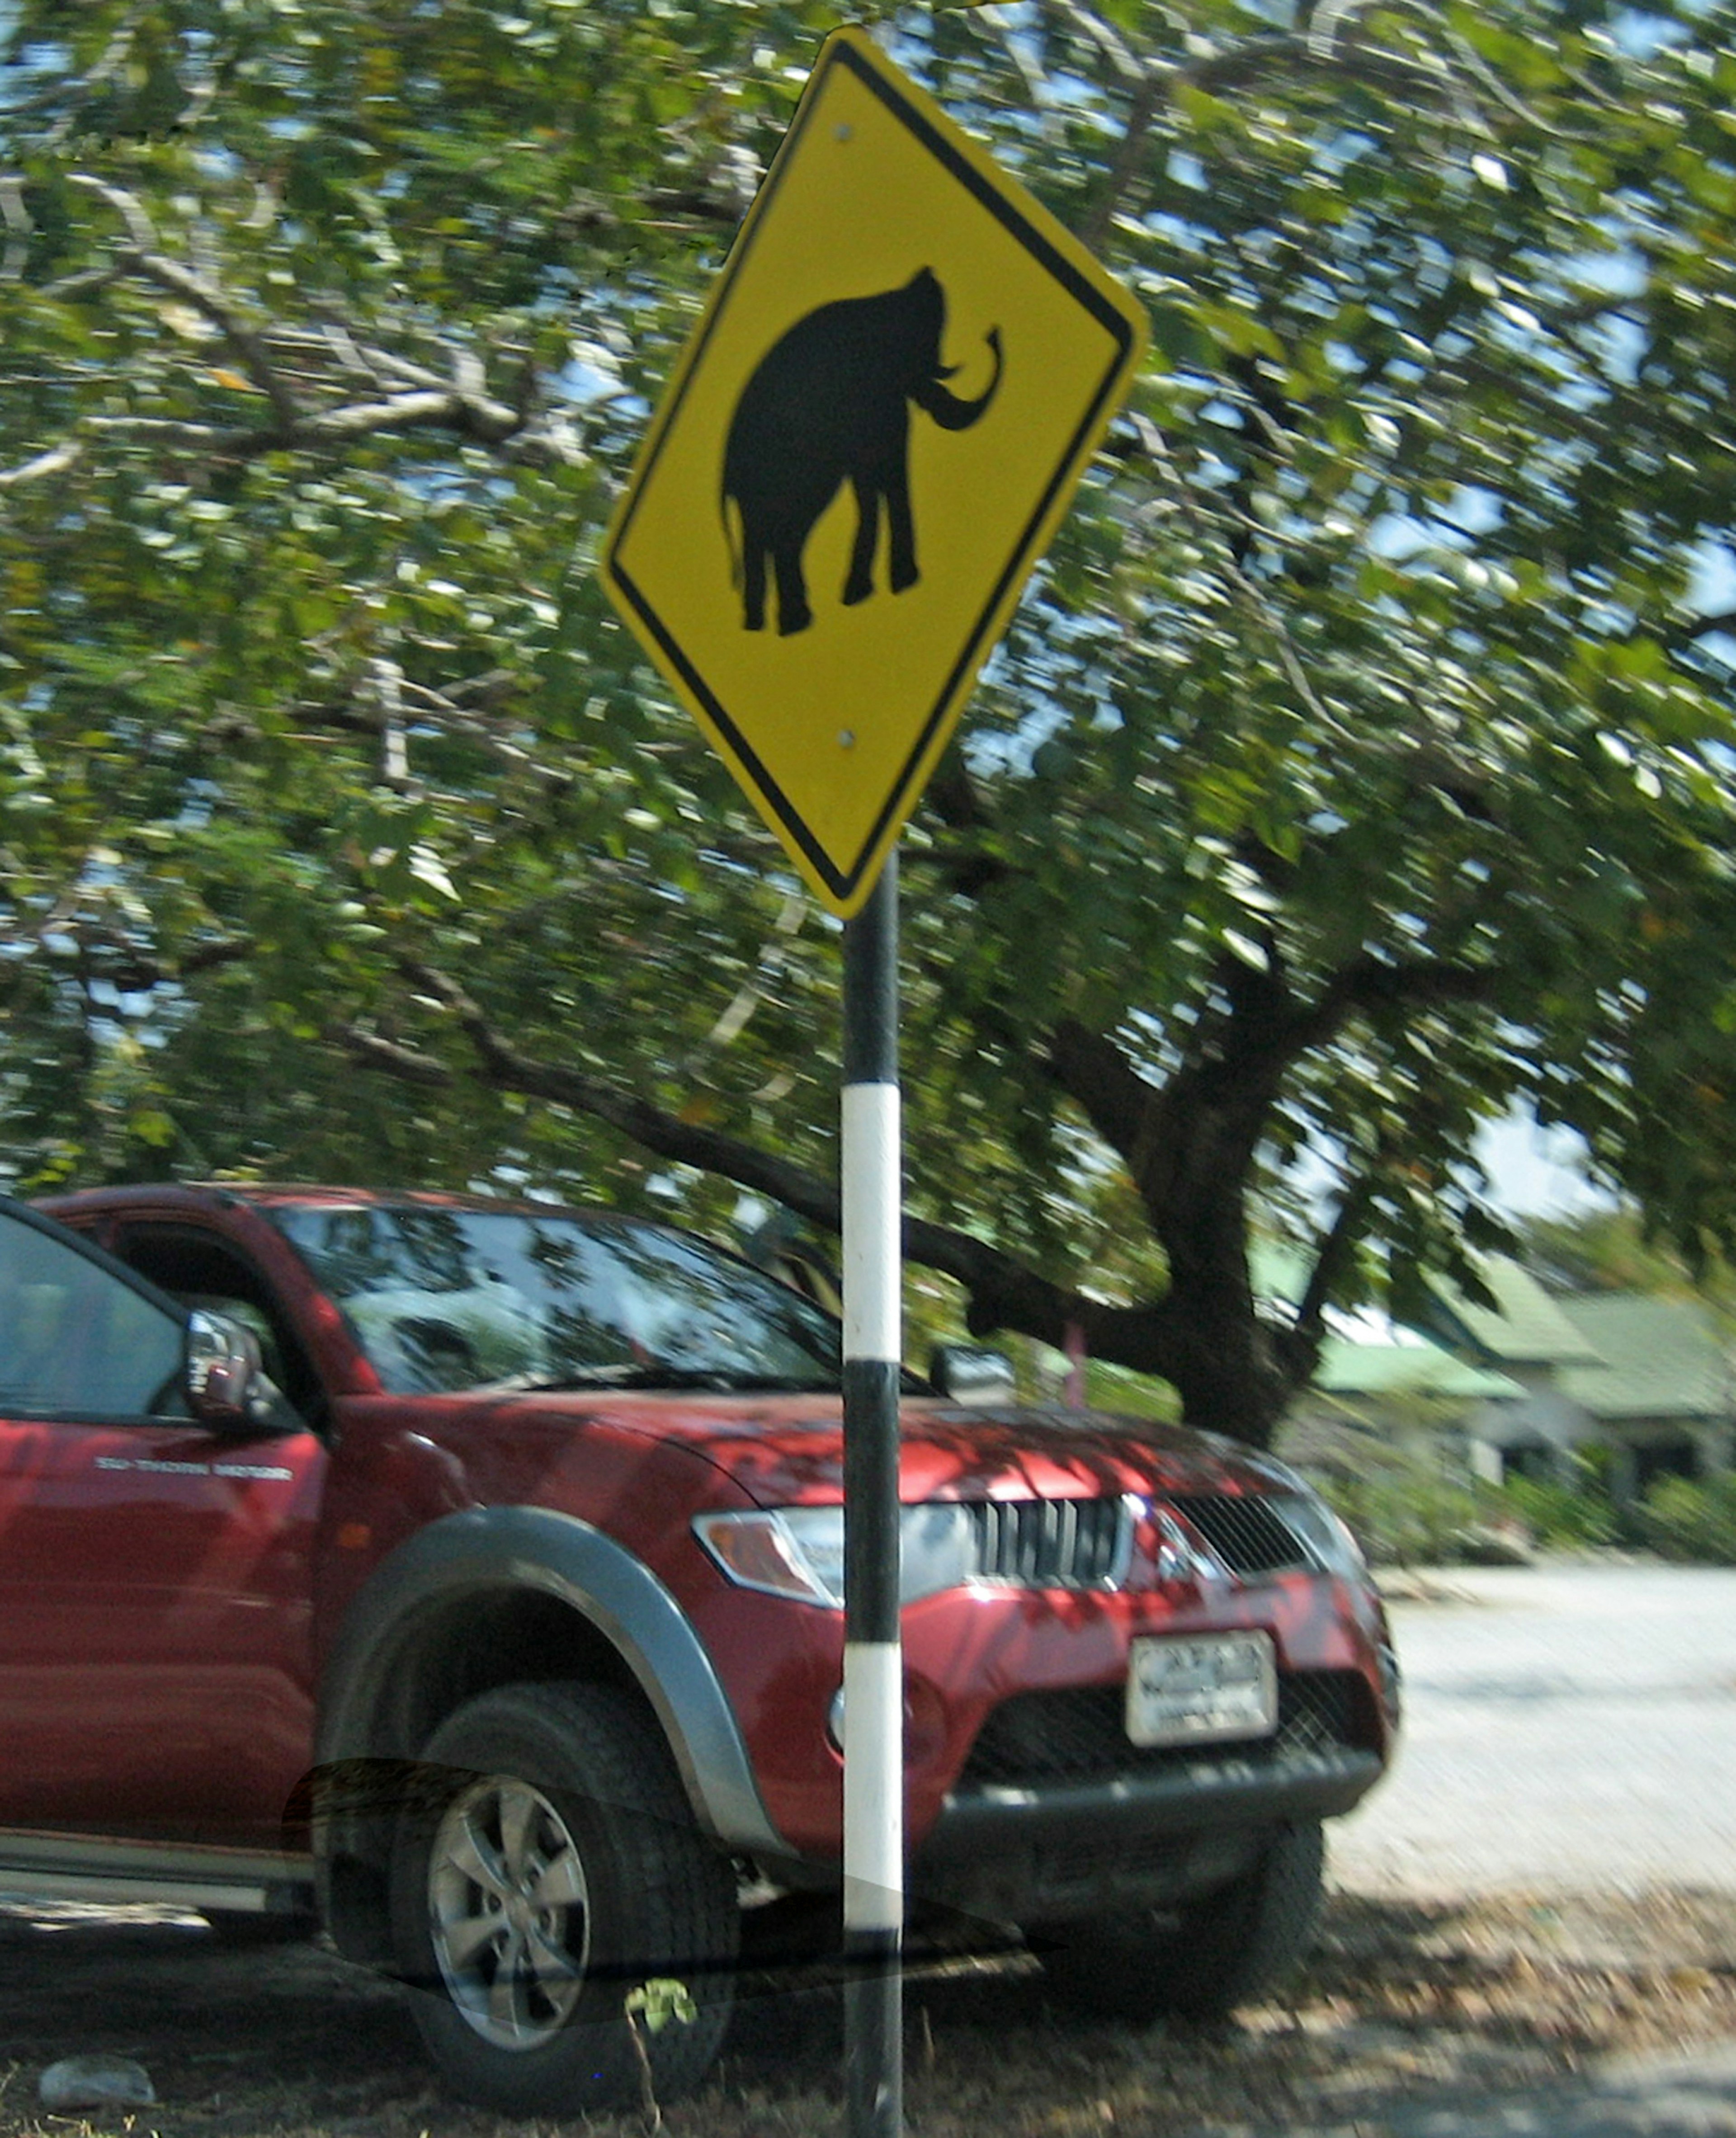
[0,1211,186,1419]
[108,1224,326,1431]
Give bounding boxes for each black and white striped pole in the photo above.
[840,850,904,2138]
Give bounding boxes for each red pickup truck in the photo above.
[0,1182,1397,2114]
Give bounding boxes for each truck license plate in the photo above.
[1126,1631,1278,1747]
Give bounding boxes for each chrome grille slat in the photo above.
[963,1496,1130,1589]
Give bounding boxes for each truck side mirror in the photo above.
[929,1343,1018,1406]
[184,1308,274,1432]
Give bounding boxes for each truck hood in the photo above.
[550,1391,1297,1508]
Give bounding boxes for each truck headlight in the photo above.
[1276,1491,1371,1578]
[694,1504,976,1608]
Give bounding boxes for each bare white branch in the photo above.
[66,172,159,252]
[0,176,31,282]
[0,440,84,489]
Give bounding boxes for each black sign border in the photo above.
[604,31,1142,905]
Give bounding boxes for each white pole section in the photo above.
[840,852,904,2138]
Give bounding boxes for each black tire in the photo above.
[389,1681,738,2116]
[1041,1820,1325,2025]
[198,1907,318,1947]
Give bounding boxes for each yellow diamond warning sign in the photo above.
[600,26,1146,916]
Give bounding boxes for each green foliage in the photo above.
[625,1978,697,2035]
[1495,1470,1621,1552]
[624,1976,697,2130]
[1637,1474,1736,1566]
[0,0,850,1206]
[1084,1359,1181,1422]
[6,0,1736,1437]
[1312,1447,1631,1563]
[1313,1455,1480,1569]
[1314,1447,1736,1567]
[1521,1212,1703,1300]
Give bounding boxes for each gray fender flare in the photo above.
[314,1504,788,1860]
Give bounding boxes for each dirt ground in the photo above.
[1,1884,1732,2138]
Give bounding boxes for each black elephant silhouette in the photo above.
[721,267,1003,636]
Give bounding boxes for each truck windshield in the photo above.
[270,1203,844,1397]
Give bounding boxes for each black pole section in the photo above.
[840,851,904,2138]
[843,853,899,1087]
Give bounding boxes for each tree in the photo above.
[1520,1204,1736,1309]
[5,0,1736,1447]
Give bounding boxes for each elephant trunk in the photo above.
[913,327,1003,432]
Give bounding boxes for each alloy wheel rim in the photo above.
[427,1775,590,2050]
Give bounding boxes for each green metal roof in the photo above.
[1554,1294,1733,1422]
[1250,1240,1524,1401]
[1417,1257,1605,1369]
[1313,1333,1523,1402]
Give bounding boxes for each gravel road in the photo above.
[1330,1563,1736,1900]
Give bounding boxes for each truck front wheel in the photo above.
[390,1681,738,2115]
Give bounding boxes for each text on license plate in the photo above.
[1125,1631,1278,1748]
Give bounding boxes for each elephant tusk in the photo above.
[915,327,1003,432]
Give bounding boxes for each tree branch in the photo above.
[79,384,580,464]
[118,238,300,430]
[1671,609,1736,647]
[1296,951,1495,1059]
[337,1027,456,1090]
[63,173,159,252]
[25,184,583,473]
[1046,1018,1162,1169]
[0,440,84,489]
[1293,1170,1379,1348]
[338,966,1195,1375]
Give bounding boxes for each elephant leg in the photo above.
[843,476,880,607]
[771,530,813,636]
[741,537,769,632]
[884,457,919,595]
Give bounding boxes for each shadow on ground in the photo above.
[0,1888,1730,2136]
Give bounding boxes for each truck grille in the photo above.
[945,1488,1324,1592]
[960,1669,1362,1789]
[964,1497,1132,1588]
[1166,1493,1312,1576]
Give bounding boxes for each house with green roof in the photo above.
[1410,1262,1734,1499]
[1414,1258,1606,1379]
[1256,1244,1733,1501]
[1553,1294,1735,1501]
[1275,1319,1524,1484]
[1408,1259,1608,1483]
[1252,1245,1525,1479]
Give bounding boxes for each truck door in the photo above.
[0,1203,323,1849]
